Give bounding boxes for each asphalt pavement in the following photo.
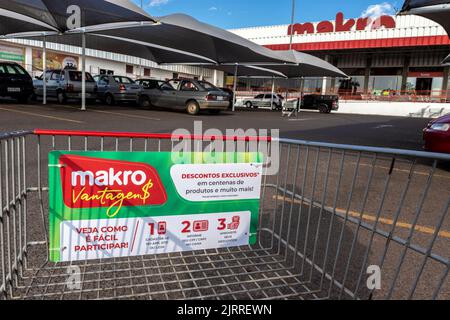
[0,100,431,150]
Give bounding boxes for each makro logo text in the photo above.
[71,169,148,187]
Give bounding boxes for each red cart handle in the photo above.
[33,129,272,142]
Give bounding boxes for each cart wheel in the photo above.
[17,95,30,104]
[186,100,200,115]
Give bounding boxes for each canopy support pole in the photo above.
[297,77,304,119]
[43,36,47,105]
[270,77,275,110]
[81,32,86,111]
[232,64,239,112]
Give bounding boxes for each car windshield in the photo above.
[69,71,94,82]
[161,82,176,91]
[139,80,162,89]
[13,65,27,75]
[199,81,217,90]
[114,76,135,84]
[180,81,199,91]
[0,64,27,75]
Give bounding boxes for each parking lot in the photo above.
[0,100,432,150]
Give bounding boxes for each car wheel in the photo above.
[186,101,200,115]
[139,96,152,109]
[208,109,221,115]
[57,91,67,104]
[245,101,252,108]
[105,93,115,106]
[17,95,30,104]
[318,104,330,114]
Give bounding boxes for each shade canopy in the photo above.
[0,0,155,35]
[89,13,296,65]
[205,51,346,79]
[0,8,59,36]
[444,53,450,63]
[400,1,450,36]
[205,64,287,78]
[39,32,218,65]
[260,50,348,78]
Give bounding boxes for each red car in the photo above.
[423,114,450,154]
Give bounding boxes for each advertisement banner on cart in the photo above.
[48,152,263,262]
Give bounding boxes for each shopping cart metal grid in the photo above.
[1,129,449,300]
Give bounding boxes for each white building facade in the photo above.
[230,12,450,102]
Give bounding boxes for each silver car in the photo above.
[33,67,97,104]
[94,75,142,105]
[243,93,284,110]
[138,79,230,115]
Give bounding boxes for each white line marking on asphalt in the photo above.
[0,106,84,124]
[54,105,162,121]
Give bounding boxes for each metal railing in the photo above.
[0,129,449,300]
[234,89,450,104]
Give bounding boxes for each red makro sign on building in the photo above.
[288,12,396,35]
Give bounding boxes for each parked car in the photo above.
[284,94,339,114]
[94,75,142,105]
[423,114,450,154]
[302,94,339,113]
[219,87,234,109]
[33,66,97,104]
[0,62,34,103]
[243,94,284,110]
[138,79,230,115]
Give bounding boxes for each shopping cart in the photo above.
[1,129,449,300]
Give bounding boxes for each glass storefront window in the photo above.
[369,76,402,95]
[406,77,416,91]
[303,78,324,94]
[336,76,364,95]
[431,77,443,97]
[406,77,443,98]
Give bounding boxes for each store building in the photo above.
[230,12,450,102]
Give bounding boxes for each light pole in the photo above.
[139,0,144,79]
[289,0,296,50]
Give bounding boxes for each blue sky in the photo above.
[132,0,401,29]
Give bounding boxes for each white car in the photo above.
[243,94,284,110]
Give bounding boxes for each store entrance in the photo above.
[415,78,432,95]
